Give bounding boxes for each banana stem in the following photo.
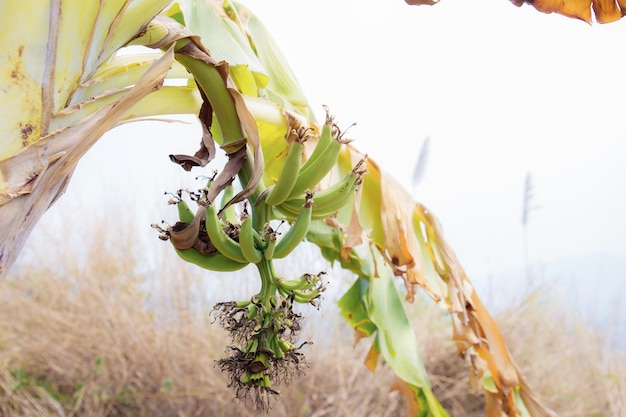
[174,52,244,146]
[256,258,278,306]
[237,147,269,229]
[128,19,245,148]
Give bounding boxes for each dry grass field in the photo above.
[0,211,624,417]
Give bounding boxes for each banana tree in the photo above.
[0,1,569,416]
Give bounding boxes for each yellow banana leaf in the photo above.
[0,0,178,276]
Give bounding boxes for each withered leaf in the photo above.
[405,0,440,4]
[169,86,216,171]
[406,0,626,23]
[325,142,557,416]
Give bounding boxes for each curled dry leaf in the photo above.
[405,0,440,5]
[321,143,557,416]
[511,0,625,23]
[405,0,626,23]
[168,146,247,253]
[169,86,216,171]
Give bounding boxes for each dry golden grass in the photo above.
[0,208,624,417]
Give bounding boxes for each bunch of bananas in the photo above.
[262,110,365,221]
[160,109,366,276]
[154,107,366,407]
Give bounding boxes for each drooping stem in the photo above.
[237,147,269,229]
[174,51,245,147]
[256,257,278,306]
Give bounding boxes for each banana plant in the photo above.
[1,1,559,416]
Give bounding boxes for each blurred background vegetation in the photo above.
[1,191,624,417]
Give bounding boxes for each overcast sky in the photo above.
[26,0,626,309]
[248,0,626,279]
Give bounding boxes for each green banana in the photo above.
[246,303,259,321]
[239,213,263,264]
[290,110,334,183]
[276,273,318,292]
[263,227,277,260]
[262,374,271,388]
[277,170,359,220]
[273,197,313,259]
[205,204,249,264]
[286,120,342,200]
[236,300,252,308]
[268,335,283,359]
[293,288,321,300]
[292,291,320,305]
[174,248,248,272]
[277,279,313,292]
[264,139,304,206]
[220,185,239,225]
[241,373,252,384]
[177,199,195,223]
[277,338,295,355]
[244,338,259,354]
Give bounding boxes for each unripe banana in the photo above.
[273,197,313,259]
[277,338,295,354]
[267,333,287,359]
[244,338,259,353]
[292,288,322,305]
[292,109,334,186]
[277,278,312,292]
[204,204,249,264]
[177,199,195,223]
[277,273,318,292]
[265,140,304,206]
[220,185,239,225]
[262,374,271,388]
[287,121,341,200]
[239,213,263,264]
[278,170,358,220]
[241,372,252,384]
[263,228,277,260]
[275,283,289,298]
[174,248,248,272]
[246,303,259,321]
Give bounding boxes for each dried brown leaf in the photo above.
[406,0,626,23]
[169,86,216,170]
[327,143,557,416]
[405,0,440,5]
[390,378,422,417]
[364,342,380,372]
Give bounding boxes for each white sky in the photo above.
[247,0,626,279]
[29,0,626,293]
